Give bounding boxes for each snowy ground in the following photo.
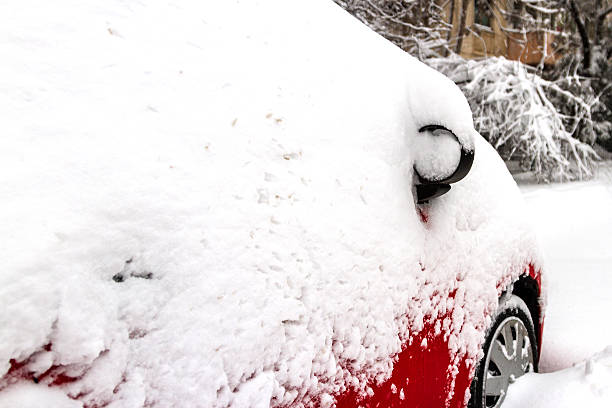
[504,163,612,407]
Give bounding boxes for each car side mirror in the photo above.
[414,125,474,204]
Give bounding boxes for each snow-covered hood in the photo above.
[0,0,542,407]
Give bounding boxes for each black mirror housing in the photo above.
[415,125,474,204]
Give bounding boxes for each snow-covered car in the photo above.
[0,0,544,407]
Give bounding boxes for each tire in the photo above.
[468,294,538,408]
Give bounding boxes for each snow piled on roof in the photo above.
[0,0,541,406]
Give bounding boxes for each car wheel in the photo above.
[468,294,538,408]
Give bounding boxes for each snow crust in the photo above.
[0,0,541,406]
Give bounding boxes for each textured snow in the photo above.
[0,0,541,406]
[0,383,82,408]
[413,129,462,181]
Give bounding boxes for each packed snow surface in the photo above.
[1,0,541,406]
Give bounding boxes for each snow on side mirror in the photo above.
[414,125,474,204]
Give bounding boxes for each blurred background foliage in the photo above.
[334,0,611,181]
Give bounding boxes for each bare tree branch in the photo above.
[568,0,592,72]
[455,0,469,53]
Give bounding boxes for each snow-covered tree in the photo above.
[334,0,610,178]
[429,56,600,180]
[559,0,612,74]
[555,0,612,149]
[332,0,453,58]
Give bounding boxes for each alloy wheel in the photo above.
[481,315,534,408]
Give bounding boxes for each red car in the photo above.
[335,266,543,408]
[0,1,543,407]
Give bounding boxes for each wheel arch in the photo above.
[511,273,543,363]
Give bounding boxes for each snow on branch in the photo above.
[333,0,453,58]
[428,56,600,181]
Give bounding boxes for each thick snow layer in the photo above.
[0,383,82,408]
[413,129,462,181]
[0,0,541,406]
[504,347,612,408]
